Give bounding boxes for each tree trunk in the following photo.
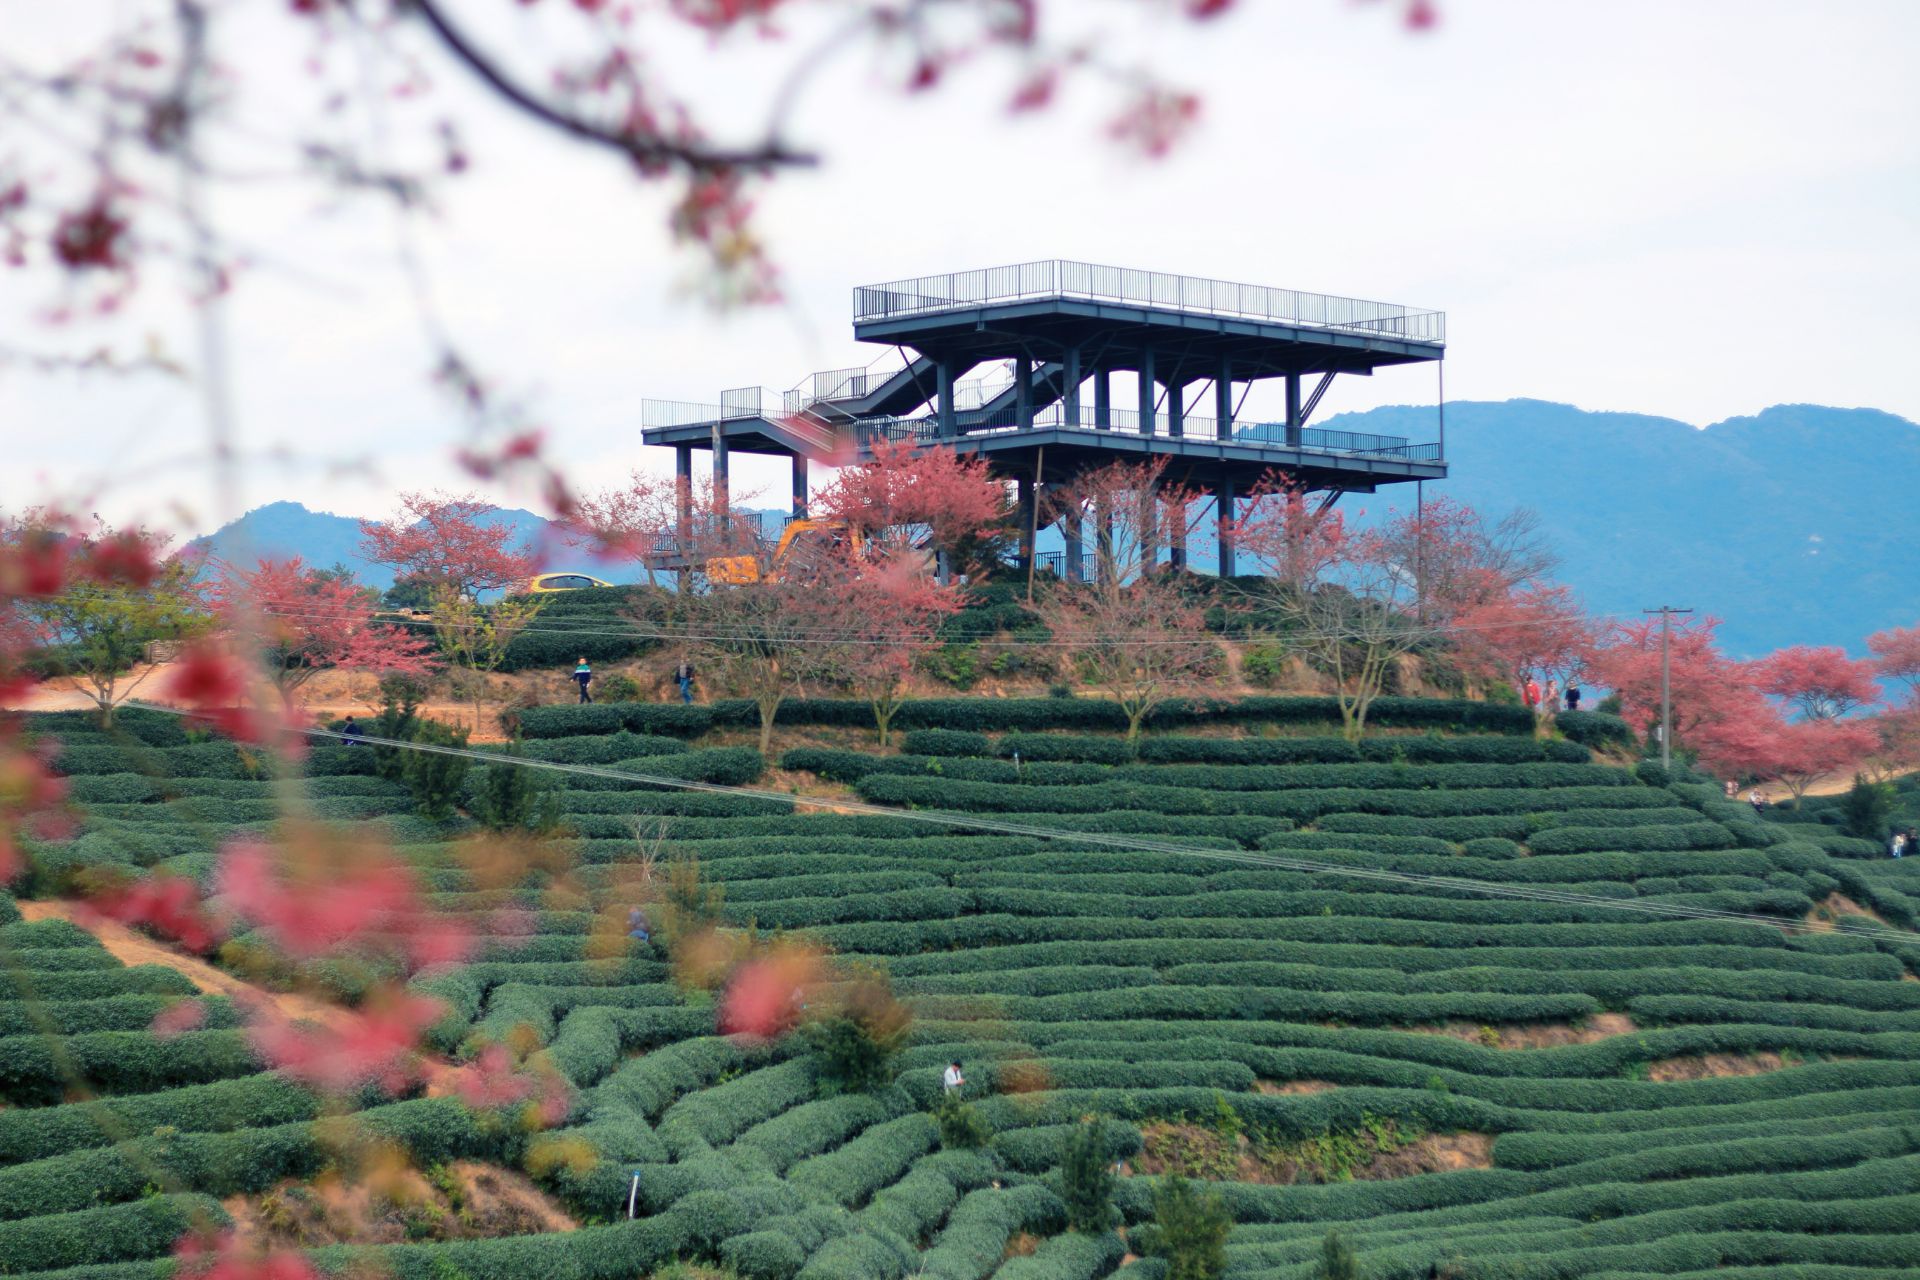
[758,696,780,757]
[1338,698,1363,743]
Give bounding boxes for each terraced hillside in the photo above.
[8,698,1920,1280]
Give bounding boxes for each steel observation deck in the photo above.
[640,260,1448,575]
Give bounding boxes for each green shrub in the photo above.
[598,673,644,703]
[472,750,564,835]
[1842,775,1898,840]
[932,1093,992,1150]
[802,1004,908,1096]
[1059,1117,1118,1233]
[402,717,471,819]
[1148,1172,1231,1280]
[1240,643,1289,687]
[1316,1229,1360,1280]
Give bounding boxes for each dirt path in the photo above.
[21,899,473,1094]
[17,900,356,1029]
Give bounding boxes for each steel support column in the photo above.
[674,445,693,586]
[1215,360,1233,441]
[1014,354,1034,431]
[711,425,730,516]
[1094,370,1111,430]
[1062,346,1082,429]
[1138,348,1157,437]
[1285,374,1302,448]
[1217,477,1236,577]
[937,361,956,438]
[1168,380,1185,440]
[790,454,808,518]
[1167,492,1187,569]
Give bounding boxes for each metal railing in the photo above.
[642,399,727,428]
[1034,552,1096,580]
[854,260,1446,344]
[648,399,1441,464]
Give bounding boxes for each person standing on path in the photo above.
[674,659,695,705]
[1523,677,1541,711]
[1541,679,1560,719]
[573,657,593,704]
[1894,831,1908,860]
[1564,684,1581,712]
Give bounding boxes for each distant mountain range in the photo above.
[185,501,559,592]
[1308,400,1920,658]
[188,401,1919,658]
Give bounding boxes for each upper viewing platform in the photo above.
[852,260,1446,379]
[640,260,1447,572]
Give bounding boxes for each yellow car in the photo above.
[526,572,614,594]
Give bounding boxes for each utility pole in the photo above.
[1642,606,1694,772]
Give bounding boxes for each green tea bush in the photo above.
[1528,823,1736,854]
[1556,710,1636,751]
[900,729,992,758]
[0,1074,316,1165]
[0,1192,227,1273]
[0,1030,260,1104]
[996,1229,1127,1280]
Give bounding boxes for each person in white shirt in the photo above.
[942,1061,965,1095]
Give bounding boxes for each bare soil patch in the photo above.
[1253,1078,1338,1095]
[1645,1052,1789,1083]
[1132,1119,1490,1186]
[1809,894,1900,932]
[225,1160,574,1249]
[1409,1014,1638,1050]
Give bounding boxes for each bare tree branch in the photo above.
[407,0,818,174]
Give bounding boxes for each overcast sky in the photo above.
[3,0,1916,537]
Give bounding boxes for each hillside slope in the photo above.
[11,700,1920,1279]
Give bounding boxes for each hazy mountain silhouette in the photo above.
[189,402,1916,656]
[183,500,554,591]
[1308,400,1920,658]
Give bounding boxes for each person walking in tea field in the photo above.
[943,1060,966,1095]
[674,659,696,705]
[574,657,593,703]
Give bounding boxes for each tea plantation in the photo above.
[7,697,1920,1280]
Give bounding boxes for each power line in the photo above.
[112,700,1905,944]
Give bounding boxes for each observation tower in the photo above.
[640,260,1447,577]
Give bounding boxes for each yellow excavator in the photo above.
[706,519,869,585]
